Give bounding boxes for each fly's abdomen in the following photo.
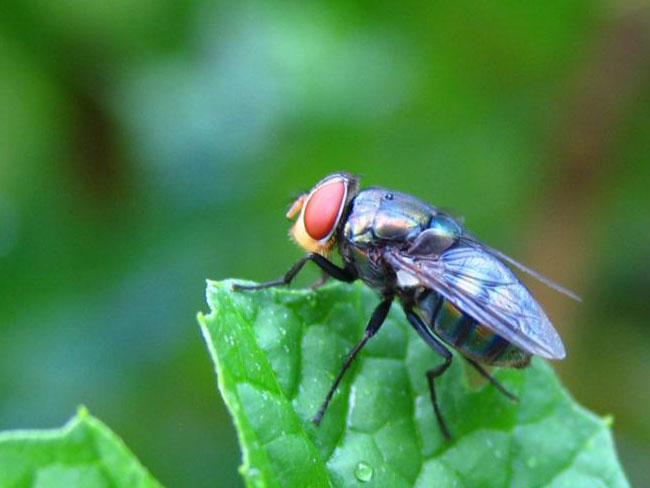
[416,290,531,368]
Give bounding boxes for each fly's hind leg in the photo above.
[425,355,452,440]
[233,253,356,291]
[404,308,453,440]
[463,357,518,403]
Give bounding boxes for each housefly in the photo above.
[234,173,579,439]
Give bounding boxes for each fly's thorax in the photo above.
[407,213,463,256]
[340,190,381,248]
[339,244,394,293]
[342,189,433,247]
[339,189,432,293]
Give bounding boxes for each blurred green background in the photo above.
[1,1,649,486]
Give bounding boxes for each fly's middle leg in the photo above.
[312,295,393,425]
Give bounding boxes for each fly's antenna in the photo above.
[461,237,582,302]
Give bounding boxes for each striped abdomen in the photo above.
[416,290,531,368]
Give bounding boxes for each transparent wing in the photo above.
[386,245,566,359]
[459,236,581,302]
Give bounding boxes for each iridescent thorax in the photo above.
[342,189,431,244]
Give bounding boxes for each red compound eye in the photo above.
[304,179,346,240]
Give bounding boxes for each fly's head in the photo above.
[286,173,360,256]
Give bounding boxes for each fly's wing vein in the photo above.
[385,246,566,359]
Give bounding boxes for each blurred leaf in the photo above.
[0,407,162,488]
[200,280,629,488]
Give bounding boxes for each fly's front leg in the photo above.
[309,270,330,290]
[232,253,356,291]
[404,307,453,440]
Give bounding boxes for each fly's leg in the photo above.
[312,296,393,425]
[425,358,452,440]
[309,270,330,290]
[463,357,518,402]
[233,253,356,291]
[404,308,453,440]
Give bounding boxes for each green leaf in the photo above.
[200,279,630,488]
[0,407,163,488]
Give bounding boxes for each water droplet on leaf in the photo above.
[354,461,373,482]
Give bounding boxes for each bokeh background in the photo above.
[1,1,649,486]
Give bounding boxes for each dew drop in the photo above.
[354,461,373,482]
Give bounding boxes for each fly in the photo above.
[233,173,579,439]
